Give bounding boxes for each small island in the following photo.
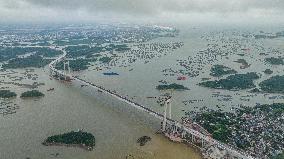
[99,56,112,63]
[234,59,250,69]
[210,64,237,77]
[156,83,189,90]
[20,90,45,98]
[199,72,260,90]
[265,57,284,65]
[259,75,284,94]
[0,90,17,98]
[263,69,273,75]
[137,136,151,146]
[42,130,96,151]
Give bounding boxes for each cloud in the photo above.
[0,0,284,23]
[22,0,284,14]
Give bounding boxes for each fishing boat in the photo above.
[103,72,119,76]
[177,76,186,80]
[241,48,250,51]
[47,88,55,91]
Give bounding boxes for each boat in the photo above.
[103,72,119,76]
[47,88,55,91]
[177,76,187,80]
[146,96,156,99]
[241,48,250,51]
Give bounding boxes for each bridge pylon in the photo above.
[162,97,172,132]
[63,60,71,80]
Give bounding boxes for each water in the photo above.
[0,67,201,159]
[80,25,284,121]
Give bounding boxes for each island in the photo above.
[263,69,273,75]
[265,57,284,65]
[64,44,130,59]
[234,59,250,69]
[259,75,284,94]
[20,90,45,98]
[0,90,17,98]
[199,72,260,90]
[42,130,95,151]
[249,88,261,93]
[99,57,112,63]
[209,64,237,77]
[137,136,151,146]
[156,83,189,90]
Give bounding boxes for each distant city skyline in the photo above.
[0,0,284,24]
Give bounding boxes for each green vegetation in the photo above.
[254,31,284,39]
[193,103,284,147]
[65,44,130,58]
[249,88,261,93]
[43,131,95,150]
[259,75,284,94]
[99,57,112,63]
[137,136,151,146]
[210,65,237,77]
[106,44,130,52]
[2,55,51,69]
[56,59,96,71]
[156,83,189,90]
[194,111,232,143]
[272,153,284,159]
[199,72,260,90]
[0,90,17,98]
[0,47,62,62]
[65,45,103,58]
[20,90,44,98]
[265,57,284,65]
[53,38,93,46]
[254,34,277,39]
[234,59,250,69]
[234,59,248,65]
[263,69,273,75]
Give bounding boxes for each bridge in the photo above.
[48,50,255,159]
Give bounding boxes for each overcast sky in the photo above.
[1,0,284,24]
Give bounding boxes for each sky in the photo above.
[0,0,284,24]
